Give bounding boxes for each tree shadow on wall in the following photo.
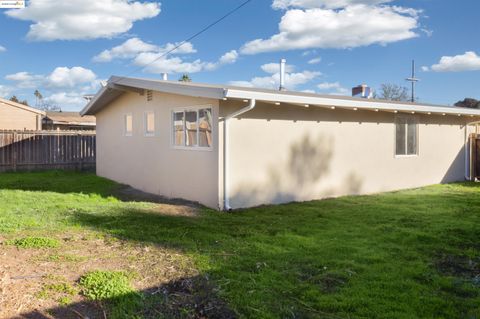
[231,134,329,207]
[230,133,365,208]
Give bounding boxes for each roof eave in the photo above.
[225,88,480,117]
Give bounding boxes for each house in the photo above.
[0,97,45,130]
[42,111,96,131]
[81,76,480,210]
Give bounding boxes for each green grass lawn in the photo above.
[1,171,480,318]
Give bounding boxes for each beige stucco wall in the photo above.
[220,101,470,209]
[95,91,220,209]
[0,102,41,130]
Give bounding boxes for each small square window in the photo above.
[145,112,155,136]
[125,114,133,136]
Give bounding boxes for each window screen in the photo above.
[185,111,198,147]
[145,112,155,135]
[395,116,417,156]
[125,114,133,136]
[173,111,184,146]
[198,108,212,147]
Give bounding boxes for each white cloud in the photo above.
[0,85,12,98]
[241,4,420,54]
[5,66,100,109]
[134,49,238,74]
[93,38,196,62]
[261,62,295,74]
[308,57,322,64]
[5,72,34,82]
[230,63,320,90]
[134,53,209,74]
[5,66,97,88]
[44,92,87,108]
[5,72,43,88]
[95,37,237,74]
[0,46,6,52]
[47,67,97,88]
[424,51,480,72]
[218,50,239,65]
[272,0,393,10]
[317,81,349,95]
[6,0,160,41]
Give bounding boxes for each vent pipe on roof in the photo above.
[162,73,168,81]
[279,59,286,91]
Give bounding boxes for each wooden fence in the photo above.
[0,130,96,172]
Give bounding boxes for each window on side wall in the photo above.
[125,113,133,136]
[395,115,418,156]
[144,112,155,136]
[172,107,212,149]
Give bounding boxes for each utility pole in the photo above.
[406,60,419,103]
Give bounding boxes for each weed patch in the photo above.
[5,236,59,249]
[36,282,78,301]
[80,270,142,318]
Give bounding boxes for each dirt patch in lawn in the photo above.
[114,186,201,218]
[0,231,217,318]
[435,253,480,280]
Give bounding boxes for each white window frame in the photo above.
[144,111,155,137]
[394,115,419,158]
[171,105,213,151]
[124,113,133,137]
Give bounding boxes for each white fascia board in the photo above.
[225,89,480,117]
[111,77,226,100]
[80,86,107,116]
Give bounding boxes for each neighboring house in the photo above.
[0,97,45,130]
[42,112,96,131]
[81,76,480,210]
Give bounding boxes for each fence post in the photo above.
[12,131,17,172]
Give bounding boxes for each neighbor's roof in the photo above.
[81,76,480,117]
[0,97,46,116]
[44,111,96,126]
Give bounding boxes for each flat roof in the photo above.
[81,76,480,118]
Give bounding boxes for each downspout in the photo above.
[464,121,480,180]
[223,99,256,211]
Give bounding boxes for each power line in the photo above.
[111,0,254,84]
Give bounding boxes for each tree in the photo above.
[9,95,29,106]
[376,84,410,102]
[37,102,61,112]
[454,98,480,109]
[34,90,43,107]
[179,74,192,82]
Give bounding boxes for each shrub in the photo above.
[5,236,59,249]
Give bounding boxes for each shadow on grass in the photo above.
[4,171,480,318]
[0,170,200,207]
[15,275,236,319]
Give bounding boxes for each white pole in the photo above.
[279,59,286,91]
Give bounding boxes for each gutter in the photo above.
[223,99,256,211]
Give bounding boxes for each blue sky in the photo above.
[0,0,479,111]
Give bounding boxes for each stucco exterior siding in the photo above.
[0,102,42,130]
[221,101,468,209]
[95,91,220,209]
